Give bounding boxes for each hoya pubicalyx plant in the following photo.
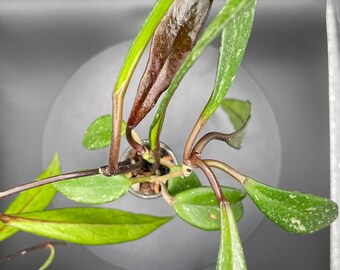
[0,0,338,269]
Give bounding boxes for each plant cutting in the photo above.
[0,0,338,269]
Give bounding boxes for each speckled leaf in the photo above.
[226,114,250,150]
[217,201,247,270]
[220,99,251,150]
[173,187,246,230]
[220,99,251,130]
[199,0,255,124]
[0,153,61,242]
[243,177,338,234]
[167,165,202,196]
[54,174,131,204]
[0,208,172,245]
[83,115,126,150]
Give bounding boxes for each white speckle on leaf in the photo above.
[291,218,301,225]
[306,207,316,211]
[289,194,296,199]
[290,218,306,232]
[210,213,217,220]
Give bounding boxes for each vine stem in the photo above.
[192,131,232,155]
[0,161,144,200]
[159,158,174,169]
[130,169,183,185]
[0,168,100,199]
[192,157,226,204]
[160,183,175,206]
[126,126,145,154]
[0,241,66,264]
[183,118,205,166]
[203,159,247,185]
[107,93,124,175]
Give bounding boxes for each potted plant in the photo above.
[0,0,337,269]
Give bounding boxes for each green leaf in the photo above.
[149,0,256,152]
[173,187,246,230]
[127,0,213,129]
[226,114,251,150]
[243,177,339,234]
[200,0,255,124]
[217,201,247,270]
[0,153,61,241]
[0,208,172,245]
[167,166,202,196]
[83,115,126,150]
[54,174,131,204]
[39,244,55,270]
[220,99,251,131]
[114,0,174,95]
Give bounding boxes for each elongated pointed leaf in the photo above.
[226,115,251,150]
[217,201,247,270]
[149,0,256,152]
[200,1,255,123]
[167,165,202,196]
[109,0,173,169]
[220,99,251,130]
[127,0,213,129]
[173,187,246,230]
[83,115,126,150]
[243,177,338,234]
[0,208,172,245]
[0,153,61,241]
[114,0,174,95]
[54,174,131,204]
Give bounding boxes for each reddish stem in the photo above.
[126,126,146,154]
[183,118,206,167]
[192,157,226,204]
[107,93,124,175]
[0,241,67,264]
[192,131,232,155]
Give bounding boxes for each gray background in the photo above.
[0,0,330,269]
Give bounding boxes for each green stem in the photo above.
[159,158,174,169]
[160,183,175,206]
[130,169,184,185]
[149,114,165,167]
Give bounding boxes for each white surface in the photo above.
[327,1,340,269]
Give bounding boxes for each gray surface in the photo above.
[0,1,330,269]
[327,0,340,269]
